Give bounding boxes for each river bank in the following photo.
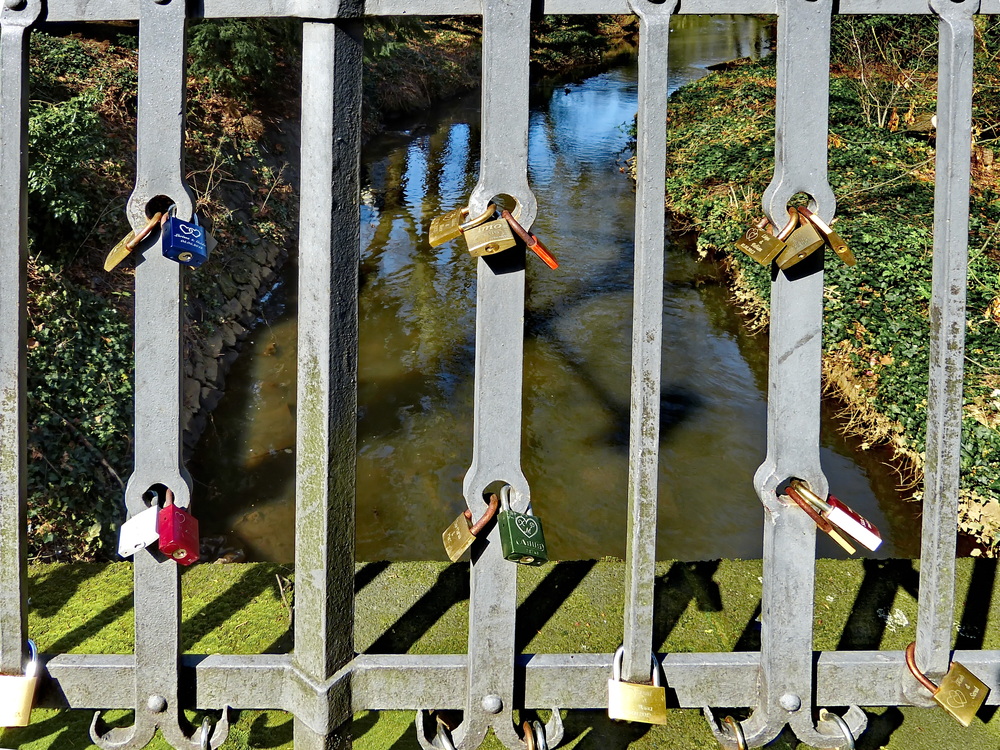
[21,17,638,560]
[643,52,1000,552]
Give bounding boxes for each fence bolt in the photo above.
[147,695,167,713]
[481,695,503,714]
[779,693,801,712]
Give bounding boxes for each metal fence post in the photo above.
[622,0,676,687]
[293,12,363,749]
[0,0,40,680]
[906,0,981,707]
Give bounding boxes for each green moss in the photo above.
[6,560,1000,748]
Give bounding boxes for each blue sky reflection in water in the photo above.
[190,15,921,562]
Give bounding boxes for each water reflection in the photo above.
[190,15,921,562]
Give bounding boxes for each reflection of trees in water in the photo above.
[358,100,703,467]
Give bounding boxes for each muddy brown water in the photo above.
[189,16,923,562]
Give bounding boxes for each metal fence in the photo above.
[1,0,997,748]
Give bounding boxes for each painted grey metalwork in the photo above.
[622,0,674,687]
[0,0,39,682]
[293,11,363,749]
[906,0,981,710]
[725,0,865,747]
[1,0,999,748]
[89,1,229,748]
[34,0,1000,21]
[418,2,561,747]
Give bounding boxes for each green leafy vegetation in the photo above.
[20,19,632,560]
[653,24,1000,550]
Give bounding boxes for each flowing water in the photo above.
[189,16,923,562]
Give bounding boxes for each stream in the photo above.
[189,15,923,562]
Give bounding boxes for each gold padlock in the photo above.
[429,206,469,247]
[429,203,495,248]
[0,640,39,727]
[607,645,668,725]
[463,212,517,258]
[775,215,825,269]
[906,641,990,726]
[797,206,856,266]
[442,493,500,562]
[734,210,798,266]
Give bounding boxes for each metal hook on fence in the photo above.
[416,708,564,750]
[90,705,230,750]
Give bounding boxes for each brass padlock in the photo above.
[734,210,798,266]
[463,213,517,258]
[429,203,495,248]
[607,645,668,724]
[0,639,39,727]
[906,641,989,726]
[798,206,856,266]
[775,215,825,269]
[103,212,163,271]
[429,206,468,247]
[442,493,500,562]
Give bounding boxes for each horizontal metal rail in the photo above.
[37,650,1000,710]
[35,0,1000,22]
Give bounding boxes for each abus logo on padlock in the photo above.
[161,206,209,268]
[497,485,548,566]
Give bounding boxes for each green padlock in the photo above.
[497,485,548,566]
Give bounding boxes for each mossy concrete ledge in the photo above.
[2,558,999,749]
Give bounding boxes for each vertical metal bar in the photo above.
[727,1,866,747]
[293,16,363,750]
[912,0,980,690]
[457,1,535,747]
[622,0,676,685]
[0,0,40,678]
[128,0,191,742]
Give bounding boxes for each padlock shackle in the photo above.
[789,479,831,512]
[434,718,457,750]
[470,493,500,536]
[521,720,536,750]
[904,641,941,693]
[773,208,799,241]
[459,203,496,232]
[611,645,661,687]
[818,708,855,750]
[723,715,748,750]
[499,484,533,516]
[532,719,548,750]
[23,639,38,679]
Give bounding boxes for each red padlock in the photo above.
[157,489,200,566]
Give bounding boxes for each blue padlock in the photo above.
[161,209,208,268]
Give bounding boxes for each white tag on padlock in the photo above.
[117,505,160,558]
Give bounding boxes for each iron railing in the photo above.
[1,0,997,748]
